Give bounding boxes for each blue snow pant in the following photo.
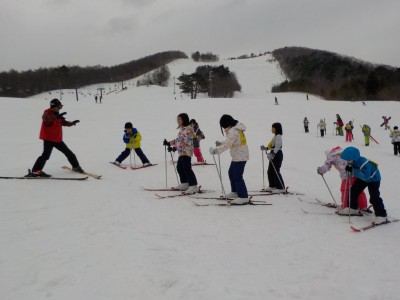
[228,161,248,198]
[350,179,387,217]
[116,148,150,164]
[177,155,197,186]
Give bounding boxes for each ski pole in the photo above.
[261,149,266,190]
[347,171,353,224]
[129,149,133,168]
[270,159,285,190]
[212,153,227,199]
[133,151,137,168]
[169,150,180,186]
[321,174,338,206]
[164,141,168,188]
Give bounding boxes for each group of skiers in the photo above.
[26,99,395,224]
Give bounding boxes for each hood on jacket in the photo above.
[341,147,360,162]
[234,123,246,131]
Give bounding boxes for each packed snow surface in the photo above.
[1,56,399,300]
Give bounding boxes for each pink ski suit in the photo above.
[319,153,368,209]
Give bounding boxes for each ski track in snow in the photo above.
[1,55,400,300]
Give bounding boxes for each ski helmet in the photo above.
[50,98,62,108]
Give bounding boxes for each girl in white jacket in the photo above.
[210,115,249,204]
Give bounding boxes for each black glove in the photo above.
[71,120,80,126]
[57,112,67,120]
[345,165,353,173]
[163,139,170,146]
[167,146,176,152]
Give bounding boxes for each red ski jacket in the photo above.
[39,109,72,143]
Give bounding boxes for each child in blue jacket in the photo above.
[114,122,151,166]
[340,147,387,224]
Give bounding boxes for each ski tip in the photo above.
[350,226,361,232]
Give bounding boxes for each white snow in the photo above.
[1,55,400,300]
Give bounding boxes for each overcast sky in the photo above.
[1,0,400,71]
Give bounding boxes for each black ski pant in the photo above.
[349,179,387,217]
[267,150,285,189]
[177,155,197,186]
[116,148,150,164]
[33,140,79,172]
[320,129,325,137]
[304,126,309,133]
[393,142,400,155]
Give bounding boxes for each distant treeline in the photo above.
[0,51,187,98]
[137,66,170,87]
[272,47,400,101]
[191,52,219,62]
[177,65,241,99]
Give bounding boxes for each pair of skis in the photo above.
[0,166,102,181]
[110,162,158,170]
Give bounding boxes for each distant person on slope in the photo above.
[114,122,151,167]
[167,113,199,194]
[303,117,310,133]
[210,115,250,203]
[389,126,400,156]
[362,124,371,146]
[340,147,388,224]
[189,119,206,164]
[95,95,98,103]
[274,97,279,105]
[27,99,83,177]
[317,146,368,211]
[381,116,391,130]
[335,114,344,136]
[317,119,326,137]
[345,122,354,142]
[261,123,285,193]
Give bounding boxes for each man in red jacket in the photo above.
[27,99,83,177]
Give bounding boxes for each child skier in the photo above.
[317,146,368,211]
[261,123,285,193]
[27,99,83,177]
[209,115,249,204]
[362,124,371,146]
[114,122,151,167]
[168,113,198,194]
[340,147,388,224]
[303,117,309,133]
[189,119,206,164]
[389,126,400,155]
[345,122,353,142]
[335,114,344,136]
[317,119,326,137]
[381,116,391,130]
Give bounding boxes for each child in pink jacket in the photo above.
[317,146,368,210]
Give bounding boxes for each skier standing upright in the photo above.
[189,119,206,164]
[27,99,83,177]
[362,124,371,146]
[317,119,326,137]
[210,115,250,204]
[303,117,309,133]
[389,126,400,156]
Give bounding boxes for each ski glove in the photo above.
[209,147,218,155]
[267,153,275,160]
[260,145,267,151]
[57,112,67,120]
[167,146,176,153]
[215,141,222,146]
[317,167,324,175]
[345,165,353,173]
[163,139,170,146]
[71,120,80,126]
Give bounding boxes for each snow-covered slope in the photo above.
[1,56,400,300]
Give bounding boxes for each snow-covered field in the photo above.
[1,56,400,300]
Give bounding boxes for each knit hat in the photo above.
[50,98,62,108]
[124,122,133,129]
[325,146,342,156]
[177,113,190,127]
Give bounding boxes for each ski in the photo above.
[192,201,272,207]
[61,166,102,179]
[188,195,267,203]
[299,197,338,208]
[0,176,88,181]
[192,163,215,166]
[300,208,335,215]
[130,164,158,170]
[155,190,211,199]
[370,135,379,144]
[109,162,128,169]
[351,218,399,232]
[141,186,214,193]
